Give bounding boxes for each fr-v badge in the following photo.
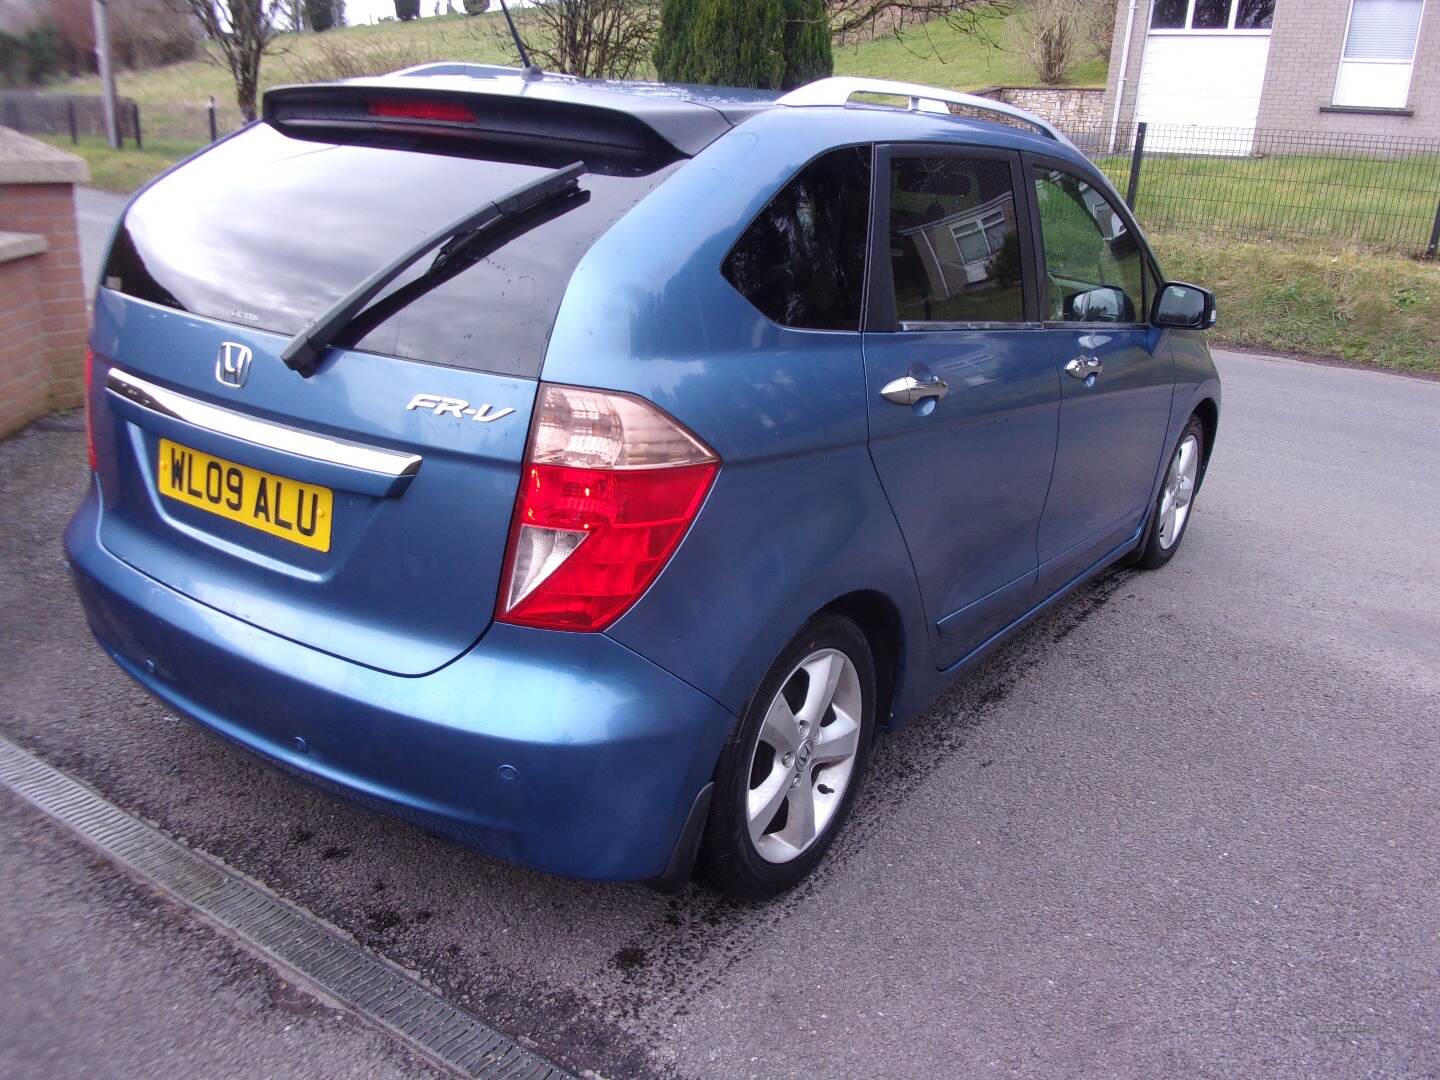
[406,393,515,423]
[215,342,253,389]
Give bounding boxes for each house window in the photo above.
[949,206,1012,284]
[1334,0,1425,108]
[1150,0,1274,30]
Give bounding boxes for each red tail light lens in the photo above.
[497,385,719,632]
[367,98,476,123]
[84,347,97,470]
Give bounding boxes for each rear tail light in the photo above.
[84,347,97,470]
[497,384,719,632]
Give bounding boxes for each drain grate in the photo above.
[0,735,575,1080]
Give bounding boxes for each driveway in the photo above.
[74,187,129,290]
[2,348,1437,1079]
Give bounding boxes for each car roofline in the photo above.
[262,68,1084,166]
[776,76,1078,152]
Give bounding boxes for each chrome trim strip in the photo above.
[105,367,422,478]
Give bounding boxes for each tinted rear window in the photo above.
[721,145,872,332]
[103,124,679,377]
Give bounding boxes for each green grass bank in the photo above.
[1153,234,1439,374]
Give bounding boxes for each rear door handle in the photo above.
[1065,356,1103,379]
[881,373,949,406]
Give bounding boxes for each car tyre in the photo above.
[698,614,877,900]
[1133,415,1205,570]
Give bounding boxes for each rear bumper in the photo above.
[64,481,735,882]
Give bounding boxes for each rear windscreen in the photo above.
[103,124,680,377]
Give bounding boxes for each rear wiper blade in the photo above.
[281,160,587,377]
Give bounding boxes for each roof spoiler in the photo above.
[262,81,697,160]
[778,77,1077,150]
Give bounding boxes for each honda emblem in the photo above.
[215,342,253,389]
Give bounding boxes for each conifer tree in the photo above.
[654,0,831,90]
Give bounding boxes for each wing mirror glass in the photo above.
[1064,285,1134,323]
[1153,282,1217,329]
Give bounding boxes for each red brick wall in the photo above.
[0,181,89,438]
[0,253,49,436]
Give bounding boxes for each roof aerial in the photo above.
[496,0,543,83]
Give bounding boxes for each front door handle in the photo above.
[881,373,949,406]
[1065,355,1103,379]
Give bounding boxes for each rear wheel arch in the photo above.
[813,590,903,730]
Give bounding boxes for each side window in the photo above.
[722,146,872,331]
[1033,166,1145,324]
[888,155,1026,324]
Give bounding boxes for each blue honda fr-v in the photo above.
[66,67,1220,898]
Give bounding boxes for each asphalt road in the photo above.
[2,345,1437,1079]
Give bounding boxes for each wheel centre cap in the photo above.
[794,737,814,777]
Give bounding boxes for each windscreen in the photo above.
[103,123,680,377]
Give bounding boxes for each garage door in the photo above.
[1136,33,1273,152]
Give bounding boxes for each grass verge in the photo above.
[1153,232,1440,374]
[38,134,202,192]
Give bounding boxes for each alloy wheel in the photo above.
[745,648,863,864]
[1157,434,1200,551]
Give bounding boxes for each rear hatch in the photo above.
[93,91,682,675]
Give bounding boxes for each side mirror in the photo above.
[1153,282,1217,330]
[1064,285,1134,323]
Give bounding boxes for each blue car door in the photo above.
[862,144,1061,669]
[1023,156,1175,592]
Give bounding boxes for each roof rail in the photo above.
[777,77,1076,150]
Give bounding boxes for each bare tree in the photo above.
[1082,0,1115,58]
[510,0,658,80]
[826,0,1006,43]
[175,0,285,121]
[1010,0,1084,84]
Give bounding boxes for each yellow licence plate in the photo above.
[157,438,334,552]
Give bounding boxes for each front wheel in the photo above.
[698,614,877,900]
[1134,415,1205,570]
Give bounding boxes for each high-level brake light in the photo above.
[366,98,477,124]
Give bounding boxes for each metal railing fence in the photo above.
[0,91,142,145]
[1059,120,1440,256]
[0,91,246,150]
